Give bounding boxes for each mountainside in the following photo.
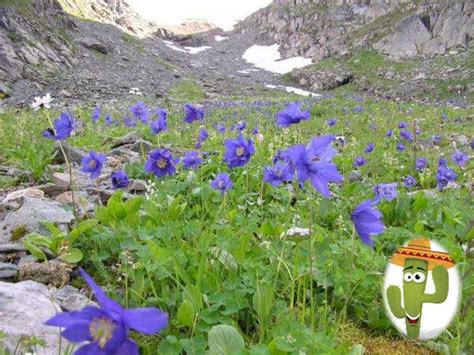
[236,0,473,103]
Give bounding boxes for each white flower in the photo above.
[256,133,264,142]
[285,227,311,237]
[129,87,143,96]
[30,93,53,110]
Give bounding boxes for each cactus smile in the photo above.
[406,314,420,324]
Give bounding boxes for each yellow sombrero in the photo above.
[390,238,455,270]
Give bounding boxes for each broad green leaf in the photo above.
[208,325,245,355]
[60,247,83,264]
[252,283,274,325]
[183,284,203,312]
[177,299,195,328]
[23,239,48,262]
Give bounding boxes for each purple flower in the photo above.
[223,134,255,169]
[415,128,421,135]
[263,161,294,187]
[182,151,202,170]
[398,121,407,129]
[130,102,149,123]
[441,112,448,121]
[82,151,106,179]
[364,143,375,154]
[235,121,247,131]
[326,118,337,126]
[111,171,129,189]
[91,107,100,123]
[432,135,442,145]
[43,112,74,141]
[451,150,469,167]
[195,142,202,149]
[373,183,397,202]
[215,123,226,134]
[386,129,393,137]
[211,173,233,195]
[396,143,406,152]
[352,105,364,113]
[198,128,209,142]
[150,112,167,134]
[105,115,117,126]
[400,129,413,142]
[437,166,457,190]
[354,156,366,167]
[283,135,343,197]
[403,175,417,188]
[45,268,168,355]
[184,104,204,123]
[251,127,259,135]
[470,139,474,150]
[145,149,176,178]
[123,117,137,127]
[438,158,447,168]
[416,157,428,171]
[351,200,385,247]
[276,102,310,128]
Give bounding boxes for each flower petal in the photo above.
[61,322,92,343]
[114,339,139,355]
[123,308,168,335]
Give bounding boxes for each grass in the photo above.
[169,79,207,102]
[0,0,31,8]
[0,94,473,353]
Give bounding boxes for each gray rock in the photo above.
[18,254,38,268]
[111,132,140,148]
[36,183,68,197]
[2,187,44,204]
[0,280,71,355]
[130,139,154,153]
[0,198,75,244]
[0,243,25,253]
[75,37,109,54]
[53,285,97,311]
[349,170,363,183]
[0,262,18,279]
[127,179,147,193]
[53,144,86,164]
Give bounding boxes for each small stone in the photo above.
[52,172,71,187]
[53,144,86,164]
[0,243,25,253]
[36,183,68,197]
[349,171,363,182]
[127,179,147,193]
[130,139,153,153]
[0,262,18,279]
[18,260,71,287]
[2,188,44,204]
[53,285,98,311]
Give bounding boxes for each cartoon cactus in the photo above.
[386,238,454,339]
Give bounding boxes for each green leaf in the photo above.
[208,325,245,355]
[60,248,83,264]
[252,283,274,325]
[124,196,144,214]
[69,219,99,243]
[177,299,195,328]
[23,239,48,262]
[349,344,364,355]
[183,284,203,312]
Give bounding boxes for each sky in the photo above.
[128,0,272,30]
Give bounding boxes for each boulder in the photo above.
[18,260,71,287]
[0,280,72,354]
[75,37,109,54]
[0,262,17,279]
[2,188,44,204]
[0,198,75,244]
[53,285,98,311]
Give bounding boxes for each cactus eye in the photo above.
[413,272,426,283]
[403,273,413,282]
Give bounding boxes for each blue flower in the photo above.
[45,268,168,355]
[275,102,310,128]
[432,135,442,145]
[198,128,209,142]
[386,129,393,137]
[263,161,294,187]
[415,157,428,171]
[351,200,385,247]
[283,135,343,198]
[111,171,129,189]
[123,117,137,127]
[82,151,107,179]
[105,115,118,126]
[354,156,366,167]
[437,166,457,190]
[251,127,259,135]
[438,158,447,168]
[145,149,176,178]
[398,121,407,129]
[326,118,337,126]
[451,150,469,167]
[130,102,149,123]
[373,183,397,202]
[396,143,406,152]
[184,104,204,123]
[150,111,167,134]
[182,151,202,170]
[43,113,74,141]
[91,107,101,123]
[235,121,247,131]
[400,129,413,142]
[215,123,226,134]
[403,175,417,188]
[223,134,255,169]
[211,173,233,195]
[364,143,375,154]
[352,106,364,113]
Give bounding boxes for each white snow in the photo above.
[214,35,228,42]
[265,84,320,97]
[237,68,260,74]
[242,44,312,74]
[162,40,211,54]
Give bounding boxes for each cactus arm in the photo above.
[422,265,449,304]
[387,285,405,318]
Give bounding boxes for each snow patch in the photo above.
[242,44,312,74]
[214,35,228,42]
[237,68,260,74]
[163,40,211,54]
[265,84,320,97]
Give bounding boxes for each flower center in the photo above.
[275,169,282,177]
[89,317,116,349]
[236,147,245,157]
[156,158,167,169]
[217,180,225,189]
[88,160,97,169]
